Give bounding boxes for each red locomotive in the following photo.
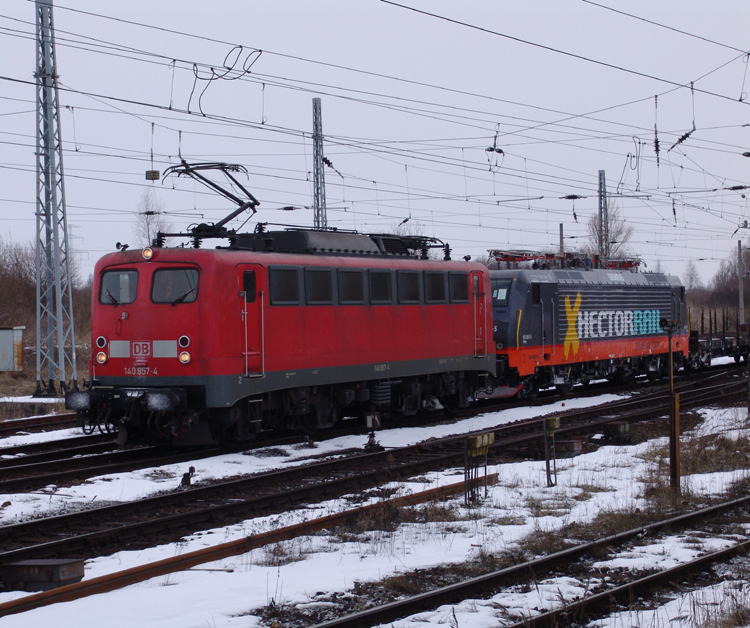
[66,227,495,445]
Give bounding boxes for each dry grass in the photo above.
[348,501,403,534]
[681,434,750,475]
[399,502,462,524]
[487,514,526,526]
[514,520,573,558]
[254,538,312,567]
[382,575,421,596]
[524,494,574,518]
[572,482,615,502]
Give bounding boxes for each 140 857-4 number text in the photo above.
[124,366,157,376]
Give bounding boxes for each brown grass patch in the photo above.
[681,434,750,476]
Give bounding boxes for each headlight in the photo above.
[142,247,154,260]
[96,352,108,364]
[179,351,191,364]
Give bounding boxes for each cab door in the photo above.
[238,264,265,377]
[471,271,487,358]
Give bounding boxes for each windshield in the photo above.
[491,278,512,307]
[152,268,200,305]
[100,270,138,305]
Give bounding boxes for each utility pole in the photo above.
[598,170,608,260]
[741,241,750,418]
[739,240,744,325]
[660,318,680,493]
[312,97,327,230]
[559,223,564,260]
[34,0,77,395]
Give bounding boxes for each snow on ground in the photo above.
[0,394,623,525]
[0,399,749,628]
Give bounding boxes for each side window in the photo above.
[269,267,300,305]
[152,268,199,304]
[532,283,540,305]
[449,272,470,303]
[425,272,446,303]
[370,270,393,304]
[243,270,256,303]
[100,269,138,305]
[397,271,421,304]
[491,279,512,307]
[339,269,364,304]
[305,268,333,305]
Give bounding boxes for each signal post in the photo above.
[660,318,680,493]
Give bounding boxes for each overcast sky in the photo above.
[1,0,749,283]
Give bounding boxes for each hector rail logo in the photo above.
[564,292,660,359]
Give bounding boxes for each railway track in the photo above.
[0,433,114,459]
[0,371,743,570]
[0,364,740,494]
[0,444,225,493]
[0,412,77,437]
[3,475,750,622]
[307,494,750,628]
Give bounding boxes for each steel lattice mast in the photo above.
[35,0,76,395]
[312,97,327,230]
[598,169,609,260]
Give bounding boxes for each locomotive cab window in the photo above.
[491,279,512,307]
[338,269,364,304]
[269,267,300,305]
[100,269,138,305]
[305,268,333,305]
[425,272,446,303]
[242,270,256,303]
[152,268,199,304]
[531,283,541,305]
[369,270,393,304]
[449,272,470,303]
[397,271,421,304]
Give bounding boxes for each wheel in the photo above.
[555,382,573,396]
[521,378,539,400]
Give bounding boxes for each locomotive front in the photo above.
[66,247,214,444]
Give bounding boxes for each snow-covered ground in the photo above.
[1,396,749,628]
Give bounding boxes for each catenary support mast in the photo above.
[312,97,327,230]
[598,169,608,260]
[35,0,76,395]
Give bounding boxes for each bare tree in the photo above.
[586,203,634,259]
[0,236,35,329]
[683,259,702,290]
[133,189,172,248]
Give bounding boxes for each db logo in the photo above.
[132,341,151,357]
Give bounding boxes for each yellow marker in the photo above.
[516,309,522,350]
[563,293,582,359]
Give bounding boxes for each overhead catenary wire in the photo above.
[0,3,746,273]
